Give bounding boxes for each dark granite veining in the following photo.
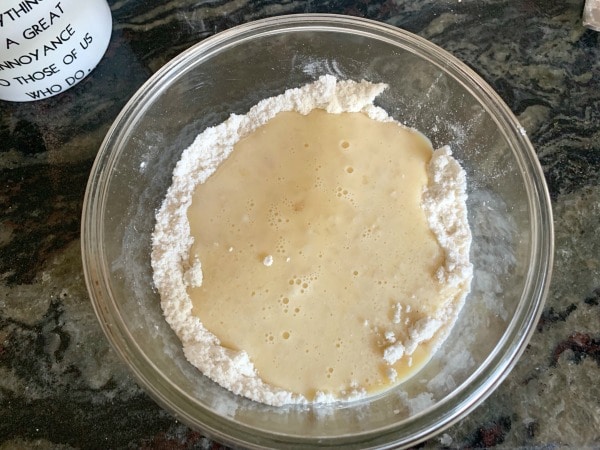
[1,0,599,448]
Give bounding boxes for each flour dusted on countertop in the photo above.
[151,75,472,406]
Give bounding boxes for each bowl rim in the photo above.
[81,13,554,449]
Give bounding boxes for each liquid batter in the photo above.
[186,109,460,399]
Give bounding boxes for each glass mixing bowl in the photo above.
[81,14,553,449]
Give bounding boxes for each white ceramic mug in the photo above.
[0,0,112,102]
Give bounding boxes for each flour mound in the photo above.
[151,75,472,406]
[380,146,473,364]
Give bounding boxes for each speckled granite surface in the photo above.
[1,0,599,448]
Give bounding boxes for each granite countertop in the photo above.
[1,0,599,448]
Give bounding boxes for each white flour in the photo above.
[151,75,472,406]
